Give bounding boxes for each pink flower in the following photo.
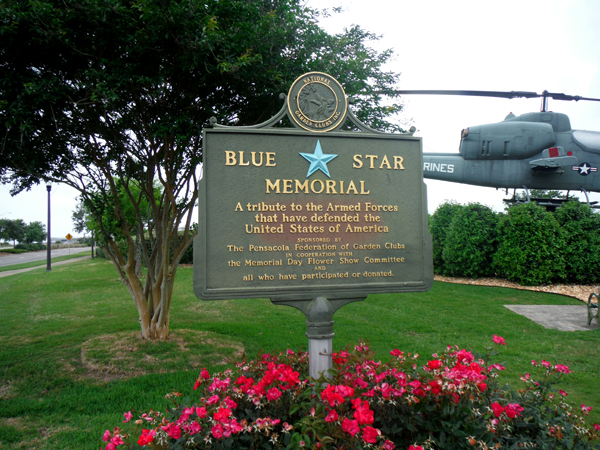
[189,421,202,434]
[541,360,552,368]
[212,423,224,439]
[123,411,133,423]
[102,430,111,442]
[382,440,395,450]
[409,446,424,450]
[341,418,360,436]
[325,409,338,423]
[110,435,124,446]
[492,335,506,345]
[201,368,210,379]
[531,360,537,366]
[594,424,600,431]
[559,389,568,396]
[267,387,282,401]
[390,349,404,357]
[206,395,220,405]
[361,426,380,444]
[196,406,207,418]
[167,425,181,440]
[105,444,115,450]
[224,397,238,409]
[555,364,571,374]
[581,404,593,415]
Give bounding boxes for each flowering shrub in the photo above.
[101,338,600,449]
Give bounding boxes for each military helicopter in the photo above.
[395,90,600,206]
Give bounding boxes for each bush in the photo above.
[493,203,566,286]
[442,203,498,278]
[14,243,46,251]
[429,202,464,275]
[554,201,600,284]
[101,340,600,450]
[0,248,27,254]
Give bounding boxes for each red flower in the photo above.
[214,407,232,424]
[201,368,210,379]
[427,359,442,370]
[478,382,487,391]
[196,406,207,418]
[341,418,360,436]
[137,429,155,446]
[491,402,504,418]
[361,426,380,444]
[594,424,600,431]
[505,403,523,419]
[352,399,374,425]
[409,445,424,450]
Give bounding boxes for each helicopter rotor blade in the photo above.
[388,89,539,99]
[378,89,600,103]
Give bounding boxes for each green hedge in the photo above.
[14,243,46,251]
[0,248,28,254]
[430,200,600,286]
[442,203,498,279]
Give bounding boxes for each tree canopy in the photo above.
[0,0,405,339]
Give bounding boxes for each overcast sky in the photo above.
[1,0,599,238]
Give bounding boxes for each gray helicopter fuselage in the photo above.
[422,111,600,193]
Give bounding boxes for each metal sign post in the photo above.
[194,72,433,379]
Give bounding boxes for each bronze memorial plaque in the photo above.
[194,128,433,301]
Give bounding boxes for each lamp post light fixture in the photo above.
[46,181,52,272]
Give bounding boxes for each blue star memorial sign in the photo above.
[299,140,338,178]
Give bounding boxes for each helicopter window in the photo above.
[573,131,600,153]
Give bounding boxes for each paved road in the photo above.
[0,246,93,267]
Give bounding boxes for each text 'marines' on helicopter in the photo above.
[394,89,600,203]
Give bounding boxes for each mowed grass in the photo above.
[0,258,598,449]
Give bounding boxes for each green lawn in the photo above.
[0,259,598,449]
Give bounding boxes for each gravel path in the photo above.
[435,275,599,304]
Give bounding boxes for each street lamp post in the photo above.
[46,181,52,272]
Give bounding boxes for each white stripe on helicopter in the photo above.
[423,162,455,173]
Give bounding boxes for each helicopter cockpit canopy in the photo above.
[573,130,600,153]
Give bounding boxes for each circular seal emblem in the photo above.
[287,72,348,132]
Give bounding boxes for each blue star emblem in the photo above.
[299,140,338,178]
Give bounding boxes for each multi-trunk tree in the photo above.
[1,0,405,339]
